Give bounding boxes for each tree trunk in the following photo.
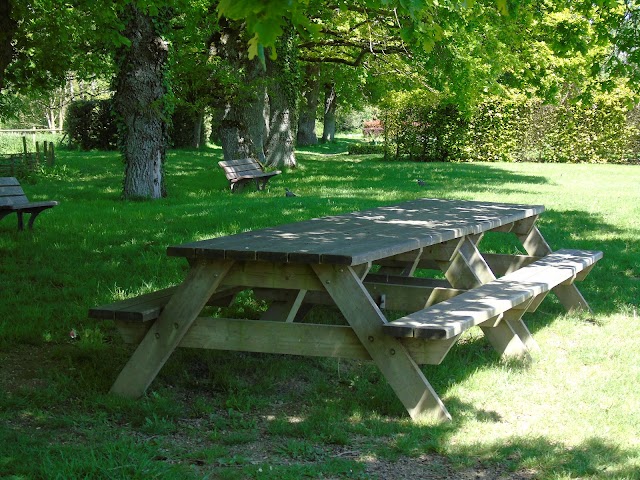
[296,64,320,146]
[219,102,254,161]
[192,110,205,148]
[264,25,298,168]
[113,3,170,199]
[211,20,268,162]
[321,83,337,143]
[0,0,18,92]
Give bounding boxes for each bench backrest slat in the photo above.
[0,177,28,206]
[218,159,265,181]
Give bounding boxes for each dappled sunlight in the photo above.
[1,142,639,479]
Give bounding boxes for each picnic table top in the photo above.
[168,198,545,266]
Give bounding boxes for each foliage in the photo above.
[347,142,386,155]
[168,105,205,148]
[0,132,63,156]
[381,89,469,162]
[382,86,640,163]
[64,100,118,151]
[464,87,640,163]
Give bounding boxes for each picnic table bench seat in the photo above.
[90,286,241,323]
[383,249,603,340]
[0,177,58,230]
[218,158,281,192]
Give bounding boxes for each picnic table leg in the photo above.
[110,259,234,398]
[440,237,532,359]
[260,289,309,322]
[312,264,451,423]
[517,226,592,313]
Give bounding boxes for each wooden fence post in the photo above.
[48,143,55,166]
[22,136,28,156]
[35,141,41,166]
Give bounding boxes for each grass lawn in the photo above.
[1,139,639,479]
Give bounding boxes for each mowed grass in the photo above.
[1,140,639,479]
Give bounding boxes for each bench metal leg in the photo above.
[312,264,452,423]
[109,259,234,398]
[518,226,592,313]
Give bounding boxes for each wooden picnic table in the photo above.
[96,198,602,422]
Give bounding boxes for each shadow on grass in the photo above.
[1,142,638,478]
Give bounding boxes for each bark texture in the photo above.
[264,25,299,168]
[211,20,268,162]
[296,64,320,146]
[321,82,337,143]
[113,4,170,199]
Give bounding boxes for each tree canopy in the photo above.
[0,0,638,197]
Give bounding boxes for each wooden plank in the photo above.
[517,228,600,312]
[512,215,539,236]
[365,283,464,311]
[89,286,241,322]
[109,260,234,398]
[223,261,325,291]
[0,186,26,197]
[114,317,460,365]
[384,249,602,340]
[167,198,545,266]
[483,253,540,276]
[480,321,531,360]
[503,298,539,352]
[253,283,465,314]
[312,264,452,422]
[90,288,177,321]
[376,247,424,276]
[441,236,494,290]
[364,274,451,288]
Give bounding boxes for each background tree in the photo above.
[112,2,172,199]
[264,24,300,168]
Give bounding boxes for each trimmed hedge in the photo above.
[382,88,640,163]
[348,143,386,155]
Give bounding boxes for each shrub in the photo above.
[65,99,118,150]
[381,87,640,163]
[347,143,386,155]
[381,90,468,162]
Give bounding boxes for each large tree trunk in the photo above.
[113,4,170,199]
[265,81,297,168]
[296,64,320,146]
[211,20,268,162]
[0,0,18,92]
[321,82,337,143]
[264,26,298,168]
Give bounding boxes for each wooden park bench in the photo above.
[218,158,281,192]
[0,177,58,230]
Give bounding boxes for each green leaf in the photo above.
[496,0,509,16]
